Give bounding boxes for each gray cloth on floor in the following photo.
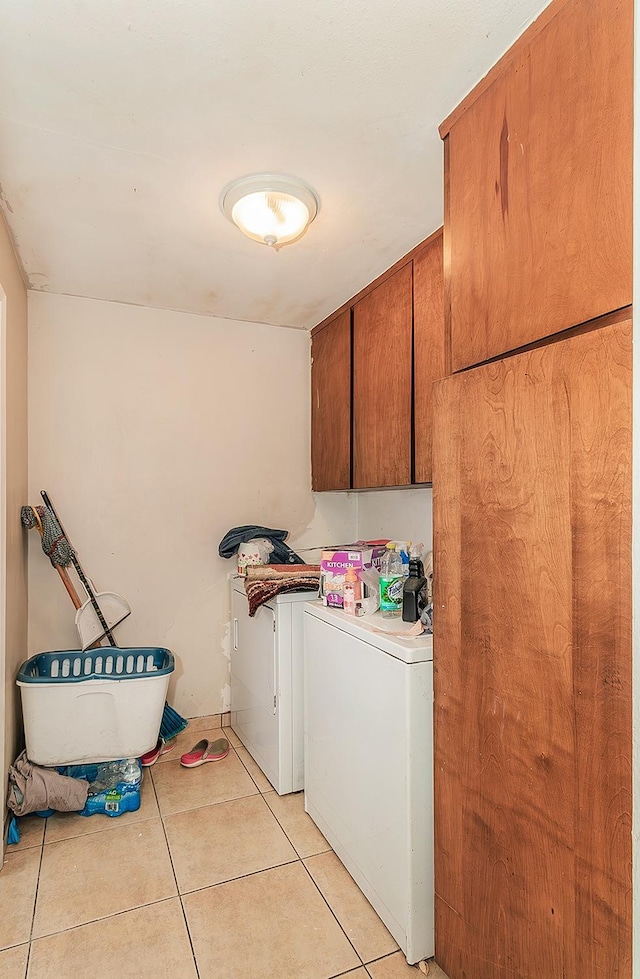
[6,750,89,816]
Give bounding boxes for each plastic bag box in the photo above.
[320,541,387,608]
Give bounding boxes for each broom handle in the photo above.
[40,490,117,647]
[57,568,82,609]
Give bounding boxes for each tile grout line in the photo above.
[24,836,46,973]
[228,746,325,867]
[171,856,301,899]
[298,858,365,971]
[160,793,261,815]
[232,742,275,795]
[151,760,202,978]
[259,789,332,859]
[27,839,45,938]
[155,745,311,895]
[177,894,201,979]
[243,748,332,863]
[151,744,262,819]
[23,736,369,974]
[27,895,182,938]
[14,747,395,978]
[233,737,340,950]
[261,800,321,862]
[150,739,391,975]
[154,790,262,819]
[264,792,400,971]
[28,776,180,946]
[41,811,160,847]
[28,896,196,943]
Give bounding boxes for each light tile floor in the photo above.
[1,719,449,979]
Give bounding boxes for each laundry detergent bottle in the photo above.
[379,544,403,617]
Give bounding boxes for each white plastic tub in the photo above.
[17,647,174,766]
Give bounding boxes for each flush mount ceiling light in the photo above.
[220,173,319,248]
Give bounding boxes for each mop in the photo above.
[21,494,188,743]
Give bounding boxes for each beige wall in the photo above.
[26,290,434,721]
[27,293,354,718]
[356,487,433,554]
[0,212,28,797]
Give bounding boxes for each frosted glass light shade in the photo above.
[221,174,319,247]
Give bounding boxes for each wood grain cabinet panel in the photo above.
[445,0,633,371]
[352,264,412,488]
[310,229,445,490]
[413,230,444,483]
[432,320,632,979]
[311,310,351,491]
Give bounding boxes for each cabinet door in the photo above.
[311,310,351,491]
[353,264,412,488]
[413,230,444,483]
[446,0,632,371]
[432,319,631,978]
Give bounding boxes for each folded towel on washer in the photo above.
[246,564,320,578]
[244,565,320,616]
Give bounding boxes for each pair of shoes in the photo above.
[180,737,230,768]
[140,738,176,767]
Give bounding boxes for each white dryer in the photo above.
[230,578,311,794]
[303,601,434,964]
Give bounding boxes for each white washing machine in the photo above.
[230,578,312,795]
[303,600,434,964]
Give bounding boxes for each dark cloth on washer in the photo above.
[218,525,304,565]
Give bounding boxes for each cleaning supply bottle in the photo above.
[408,543,424,574]
[343,566,359,615]
[395,541,411,577]
[402,550,427,623]
[379,544,404,617]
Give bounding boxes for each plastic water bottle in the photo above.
[379,544,404,617]
[121,758,141,784]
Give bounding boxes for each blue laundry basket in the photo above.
[17,647,175,766]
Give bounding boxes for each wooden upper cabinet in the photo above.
[413,230,444,483]
[310,228,444,490]
[442,0,633,372]
[311,310,351,491]
[353,264,412,488]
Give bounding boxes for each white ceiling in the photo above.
[0,0,550,330]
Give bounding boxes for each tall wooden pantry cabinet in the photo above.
[433,316,631,978]
[432,0,633,976]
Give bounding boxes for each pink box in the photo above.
[320,542,388,608]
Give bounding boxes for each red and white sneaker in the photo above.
[180,737,230,768]
[140,738,176,767]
